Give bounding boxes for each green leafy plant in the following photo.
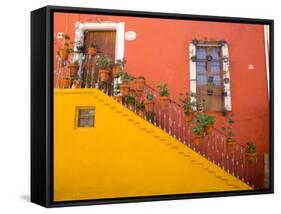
[196,114,216,127]
[136,101,145,111]
[246,141,256,153]
[73,60,79,65]
[96,55,113,70]
[192,125,204,135]
[116,71,134,81]
[179,92,197,114]
[157,82,169,97]
[146,112,155,123]
[222,113,235,142]
[115,58,126,66]
[146,93,154,101]
[124,96,136,105]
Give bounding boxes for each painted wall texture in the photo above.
[54,89,251,201]
[54,13,270,187]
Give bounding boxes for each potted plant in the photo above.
[68,60,79,77]
[134,76,146,92]
[192,125,203,146]
[245,141,257,163]
[180,92,197,122]
[196,114,216,134]
[88,43,97,57]
[124,96,136,111]
[118,71,134,96]
[71,79,82,89]
[96,55,113,82]
[145,93,155,112]
[157,82,170,108]
[146,112,155,123]
[59,33,71,61]
[112,58,126,76]
[136,101,145,117]
[62,77,71,88]
[222,113,236,152]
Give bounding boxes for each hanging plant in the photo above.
[157,82,170,108]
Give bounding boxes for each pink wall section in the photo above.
[54,12,270,187]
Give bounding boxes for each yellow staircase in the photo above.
[54,88,251,202]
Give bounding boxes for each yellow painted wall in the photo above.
[54,89,251,202]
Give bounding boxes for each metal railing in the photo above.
[54,53,261,189]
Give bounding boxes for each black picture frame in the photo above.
[31,5,274,208]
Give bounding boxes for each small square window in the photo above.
[77,108,95,128]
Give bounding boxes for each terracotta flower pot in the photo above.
[59,48,69,61]
[205,124,214,134]
[128,103,135,111]
[193,134,202,146]
[112,65,121,76]
[144,100,154,112]
[99,69,110,82]
[184,111,193,122]
[72,80,81,89]
[159,96,169,108]
[88,47,97,57]
[245,152,257,163]
[226,140,236,153]
[68,63,79,77]
[62,78,70,88]
[120,83,130,96]
[134,78,145,92]
[137,110,145,118]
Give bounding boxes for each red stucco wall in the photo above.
[54,12,270,187]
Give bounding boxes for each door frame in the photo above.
[73,22,125,61]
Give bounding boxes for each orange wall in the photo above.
[54,12,270,187]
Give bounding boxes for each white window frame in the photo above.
[189,42,232,111]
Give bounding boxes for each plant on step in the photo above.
[134,76,146,92]
[145,93,155,112]
[88,43,97,57]
[68,60,80,77]
[146,111,155,123]
[157,82,170,108]
[195,113,216,134]
[136,101,145,117]
[96,55,113,82]
[192,124,204,146]
[180,92,197,122]
[112,58,126,76]
[222,113,236,153]
[117,71,134,96]
[124,96,136,110]
[245,141,257,163]
[71,78,82,89]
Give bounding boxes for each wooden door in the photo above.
[83,31,116,89]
